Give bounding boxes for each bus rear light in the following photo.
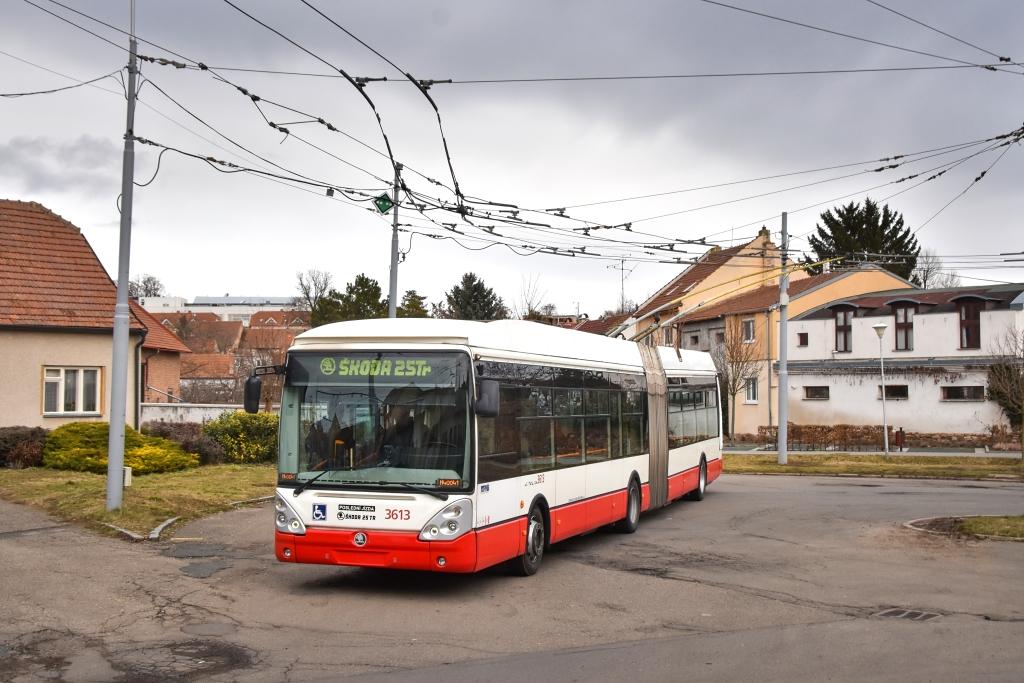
[419,499,472,541]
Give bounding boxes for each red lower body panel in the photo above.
[549,489,627,543]
[667,466,700,501]
[708,457,723,483]
[277,527,478,572]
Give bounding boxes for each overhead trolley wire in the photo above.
[0,68,122,97]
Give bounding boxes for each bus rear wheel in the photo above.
[513,505,546,576]
[687,457,707,501]
[615,479,641,534]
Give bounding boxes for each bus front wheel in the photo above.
[513,505,546,576]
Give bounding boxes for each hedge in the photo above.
[202,411,279,464]
[42,422,199,474]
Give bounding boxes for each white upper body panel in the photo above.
[292,319,717,377]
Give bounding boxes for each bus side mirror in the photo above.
[244,375,263,414]
[475,379,499,418]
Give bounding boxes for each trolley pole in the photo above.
[106,4,138,511]
[777,212,789,466]
[387,162,403,318]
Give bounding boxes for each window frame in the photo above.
[958,300,982,349]
[878,384,909,400]
[803,385,830,400]
[743,377,758,403]
[42,366,102,416]
[893,303,915,351]
[741,319,756,344]
[797,332,808,347]
[940,386,985,401]
[834,307,853,353]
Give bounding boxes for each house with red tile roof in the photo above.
[129,302,191,404]
[677,264,912,435]
[0,200,153,428]
[249,309,310,328]
[623,228,804,344]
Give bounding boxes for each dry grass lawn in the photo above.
[958,515,1024,539]
[0,464,276,536]
[724,453,1023,481]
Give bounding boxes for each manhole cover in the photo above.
[874,608,941,622]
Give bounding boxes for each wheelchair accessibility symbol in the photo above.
[312,503,327,521]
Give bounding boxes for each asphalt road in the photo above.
[1,474,1022,682]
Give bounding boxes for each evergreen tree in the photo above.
[312,274,387,325]
[802,197,920,281]
[397,290,429,318]
[433,273,509,320]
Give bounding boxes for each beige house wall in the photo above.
[0,329,142,429]
[633,231,805,342]
[728,269,912,435]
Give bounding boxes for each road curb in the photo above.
[100,523,145,542]
[904,515,1024,542]
[230,495,274,506]
[724,471,1023,483]
[148,516,180,541]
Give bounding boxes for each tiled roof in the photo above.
[576,312,631,336]
[130,301,191,353]
[686,271,848,322]
[0,200,144,331]
[796,283,1024,320]
[181,353,236,379]
[250,309,311,327]
[160,316,244,353]
[241,327,298,351]
[634,245,746,319]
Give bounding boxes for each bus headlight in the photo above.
[419,499,472,541]
[274,494,307,535]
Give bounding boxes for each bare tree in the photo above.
[988,325,1024,456]
[514,275,546,320]
[912,248,961,289]
[708,317,764,437]
[295,269,333,312]
[129,273,165,298]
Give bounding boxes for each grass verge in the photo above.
[958,516,1024,539]
[724,453,1023,480]
[0,465,276,536]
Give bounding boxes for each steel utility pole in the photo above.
[106,1,138,511]
[387,162,403,318]
[777,212,789,466]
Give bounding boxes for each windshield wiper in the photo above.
[293,468,346,497]
[392,482,448,501]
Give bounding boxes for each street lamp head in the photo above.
[872,322,888,339]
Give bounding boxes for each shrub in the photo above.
[43,422,199,474]
[8,440,44,468]
[142,421,226,465]
[202,411,279,463]
[0,426,48,467]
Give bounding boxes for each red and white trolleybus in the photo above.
[248,318,722,575]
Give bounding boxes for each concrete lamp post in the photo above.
[872,322,890,455]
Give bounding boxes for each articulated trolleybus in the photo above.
[246,318,722,576]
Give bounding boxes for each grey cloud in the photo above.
[0,135,120,194]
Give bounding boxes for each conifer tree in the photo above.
[397,290,429,318]
[802,197,920,281]
[433,273,509,320]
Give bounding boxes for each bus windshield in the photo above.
[278,351,472,491]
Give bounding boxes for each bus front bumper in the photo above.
[276,528,478,572]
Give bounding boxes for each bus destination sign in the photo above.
[319,357,434,378]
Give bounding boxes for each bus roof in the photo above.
[292,319,716,376]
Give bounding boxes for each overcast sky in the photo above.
[2,0,1022,317]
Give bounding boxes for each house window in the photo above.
[893,304,915,351]
[663,327,674,345]
[741,319,756,343]
[43,367,101,415]
[803,386,829,400]
[715,331,725,345]
[958,300,982,349]
[879,385,909,400]
[941,386,985,401]
[689,334,699,346]
[797,332,808,347]
[744,377,758,403]
[835,308,853,352]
